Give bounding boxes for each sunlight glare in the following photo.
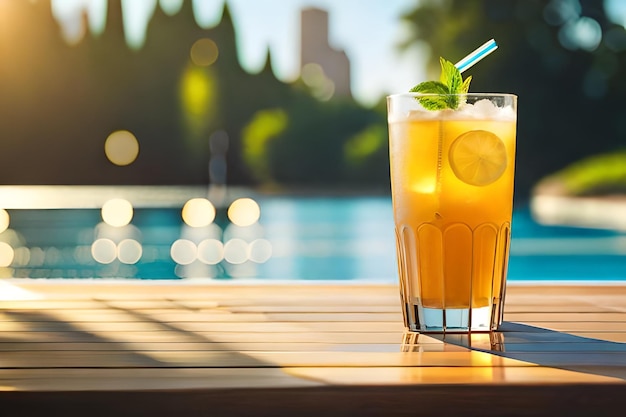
[0,281,42,301]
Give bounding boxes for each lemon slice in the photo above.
[449,130,507,186]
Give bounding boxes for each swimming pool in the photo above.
[1,191,625,282]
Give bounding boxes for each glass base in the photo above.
[405,304,495,333]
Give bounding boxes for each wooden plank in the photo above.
[0,320,396,333]
[0,320,404,333]
[505,305,618,313]
[510,321,626,332]
[0,300,108,310]
[0,341,460,353]
[486,351,626,367]
[1,280,626,404]
[1,280,626,417]
[505,312,626,322]
[3,384,626,417]
[565,332,626,343]
[223,305,400,313]
[285,365,625,385]
[1,310,404,323]
[0,350,532,369]
[0,367,323,391]
[0,366,620,392]
[0,330,407,344]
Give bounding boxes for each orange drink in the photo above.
[387,93,517,332]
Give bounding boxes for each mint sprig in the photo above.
[410,57,472,110]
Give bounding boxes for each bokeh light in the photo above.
[102,198,134,227]
[104,130,140,166]
[91,238,117,264]
[175,262,219,279]
[558,17,602,51]
[11,247,30,267]
[28,247,45,267]
[0,242,14,267]
[170,239,197,265]
[73,245,94,265]
[182,198,216,227]
[197,239,224,265]
[302,63,326,87]
[0,209,9,234]
[117,238,142,264]
[223,238,248,264]
[301,63,335,101]
[227,198,261,227]
[249,239,273,263]
[190,38,219,66]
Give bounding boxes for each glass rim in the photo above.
[387,92,517,99]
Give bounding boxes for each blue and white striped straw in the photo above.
[455,39,498,73]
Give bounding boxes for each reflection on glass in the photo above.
[401,331,505,353]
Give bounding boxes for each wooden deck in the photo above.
[1,279,626,416]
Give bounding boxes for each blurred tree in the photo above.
[241,93,387,188]
[241,108,288,185]
[400,0,626,201]
[0,0,390,190]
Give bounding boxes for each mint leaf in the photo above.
[410,81,451,110]
[460,75,472,94]
[411,80,449,94]
[409,57,472,110]
[439,57,462,95]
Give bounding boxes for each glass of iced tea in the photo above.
[387,93,517,332]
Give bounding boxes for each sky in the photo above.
[50,0,426,106]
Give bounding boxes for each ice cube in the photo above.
[454,99,516,121]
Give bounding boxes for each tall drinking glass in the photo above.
[387,93,517,332]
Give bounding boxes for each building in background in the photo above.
[300,8,351,99]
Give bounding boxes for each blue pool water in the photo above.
[2,195,625,282]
